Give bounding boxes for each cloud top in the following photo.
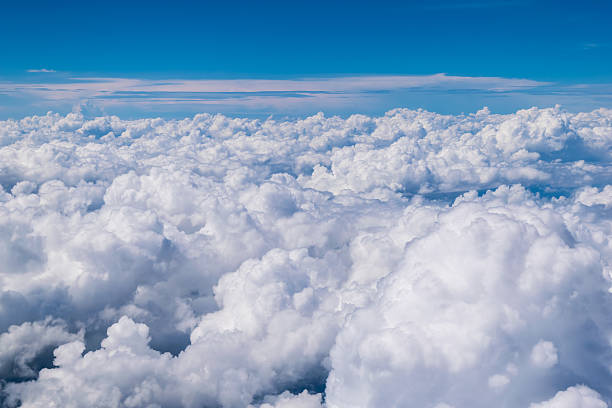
[0,107,612,407]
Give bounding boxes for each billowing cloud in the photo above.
[1,106,612,407]
[529,385,608,408]
[0,318,82,380]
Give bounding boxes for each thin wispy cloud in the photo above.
[0,74,556,118]
[582,42,610,50]
[0,73,610,119]
[4,73,545,94]
[26,68,57,73]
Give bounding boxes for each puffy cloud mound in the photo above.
[529,385,608,408]
[1,107,612,407]
[0,318,82,380]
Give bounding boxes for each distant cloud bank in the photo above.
[1,73,611,118]
[1,107,612,407]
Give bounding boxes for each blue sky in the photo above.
[1,0,611,118]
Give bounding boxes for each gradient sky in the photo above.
[1,0,611,118]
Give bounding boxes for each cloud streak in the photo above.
[2,73,545,99]
[25,69,57,73]
[0,73,610,119]
[3,73,596,119]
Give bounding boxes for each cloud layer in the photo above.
[1,107,612,407]
[2,73,611,119]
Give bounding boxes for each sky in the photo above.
[3,2,612,407]
[1,0,611,117]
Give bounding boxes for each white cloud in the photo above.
[0,73,556,119]
[26,69,56,73]
[530,340,559,369]
[0,318,82,379]
[488,374,510,389]
[6,73,545,96]
[0,107,612,406]
[248,391,323,408]
[529,385,608,408]
[2,73,611,118]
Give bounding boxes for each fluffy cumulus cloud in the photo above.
[0,106,612,407]
[529,385,608,408]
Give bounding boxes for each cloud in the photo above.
[1,73,545,105]
[0,318,83,380]
[1,73,609,119]
[248,391,323,408]
[25,69,56,73]
[530,340,559,369]
[529,385,608,408]
[0,107,612,406]
[0,73,584,119]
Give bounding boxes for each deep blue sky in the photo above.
[0,0,611,118]
[2,0,610,81]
